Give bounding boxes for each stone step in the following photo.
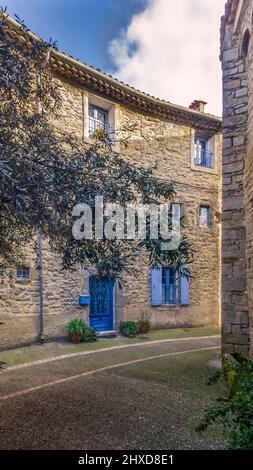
[97,330,118,339]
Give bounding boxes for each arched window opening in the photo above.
[242,29,250,58]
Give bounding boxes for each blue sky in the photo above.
[5,0,148,70]
[4,0,224,115]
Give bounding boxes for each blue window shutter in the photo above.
[181,276,190,305]
[151,268,162,306]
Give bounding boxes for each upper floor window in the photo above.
[199,206,211,228]
[16,266,30,281]
[194,137,213,169]
[88,104,108,135]
[84,94,119,143]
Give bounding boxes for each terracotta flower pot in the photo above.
[69,331,82,344]
[139,323,150,334]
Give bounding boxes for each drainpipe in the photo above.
[36,71,44,343]
[36,47,52,344]
[38,230,44,343]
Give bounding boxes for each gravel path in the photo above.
[0,336,226,450]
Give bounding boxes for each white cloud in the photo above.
[109,0,224,116]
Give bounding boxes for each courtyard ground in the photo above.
[0,334,227,450]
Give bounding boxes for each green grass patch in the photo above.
[0,325,220,368]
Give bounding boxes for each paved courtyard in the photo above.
[0,335,226,450]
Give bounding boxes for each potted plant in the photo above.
[119,320,140,338]
[67,319,98,343]
[82,324,97,343]
[138,311,151,334]
[67,319,86,344]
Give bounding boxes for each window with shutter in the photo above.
[151,267,177,306]
[151,267,190,306]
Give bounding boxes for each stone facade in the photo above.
[221,0,253,356]
[119,109,222,329]
[0,22,222,349]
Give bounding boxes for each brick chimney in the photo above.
[189,99,207,113]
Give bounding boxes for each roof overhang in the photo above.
[3,15,222,133]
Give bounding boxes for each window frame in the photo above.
[194,136,213,169]
[190,129,218,174]
[83,93,120,146]
[16,266,30,281]
[88,104,109,135]
[199,205,211,228]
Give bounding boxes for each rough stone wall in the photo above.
[221,0,252,355]
[0,242,88,350]
[0,76,88,350]
[119,108,222,328]
[243,0,253,355]
[245,5,253,355]
[0,73,222,349]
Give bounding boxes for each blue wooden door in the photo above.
[89,277,114,331]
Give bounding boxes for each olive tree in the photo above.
[0,9,193,279]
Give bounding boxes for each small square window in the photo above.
[16,266,30,280]
[199,206,211,228]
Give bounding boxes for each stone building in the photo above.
[221,0,253,356]
[0,18,222,349]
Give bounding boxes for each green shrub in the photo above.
[67,319,97,343]
[67,319,86,334]
[119,320,139,338]
[196,354,253,450]
[82,325,97,343]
